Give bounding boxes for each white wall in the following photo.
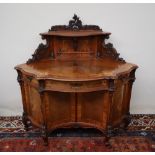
[0,4,155,116]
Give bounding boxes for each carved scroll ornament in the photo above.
[102,43,125,63]
[49,14,102,31]
[27,42,49,64]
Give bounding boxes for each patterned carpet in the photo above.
[0,114,155,152]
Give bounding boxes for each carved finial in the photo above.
[68,14,82,30]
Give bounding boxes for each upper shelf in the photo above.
[40,30,111,37]
[25,14,125,64]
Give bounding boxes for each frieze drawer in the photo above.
[45,80,108,92]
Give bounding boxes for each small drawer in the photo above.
[45,79,108,92]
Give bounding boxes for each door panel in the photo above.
[111,80,124,126]
[47,92,75,128]
[77,91,108,129]
[28,85,43,125]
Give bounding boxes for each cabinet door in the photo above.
[28,85,43,125]
[111,80,125,126]
[77,91,108,130]
[47,92,75,129]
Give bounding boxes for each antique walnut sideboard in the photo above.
[15,14,138,145]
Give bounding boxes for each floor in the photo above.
[0,114,154,152]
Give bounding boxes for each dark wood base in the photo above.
[119,113,131,131]
[22,112,29,131]
[41,128,48,146]
[124,113,131,129]
[104,126,113,148]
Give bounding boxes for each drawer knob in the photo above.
[70,83,83,89]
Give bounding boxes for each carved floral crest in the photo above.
[49,14,102,31]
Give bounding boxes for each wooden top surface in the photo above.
[15,58,138,81]
[40,30,111,37]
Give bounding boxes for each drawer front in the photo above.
[45,79,108,92]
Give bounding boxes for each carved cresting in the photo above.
[69,14,82,30]
[102,43,125,63]
[27,42,49,64]
[49,14,102,31]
